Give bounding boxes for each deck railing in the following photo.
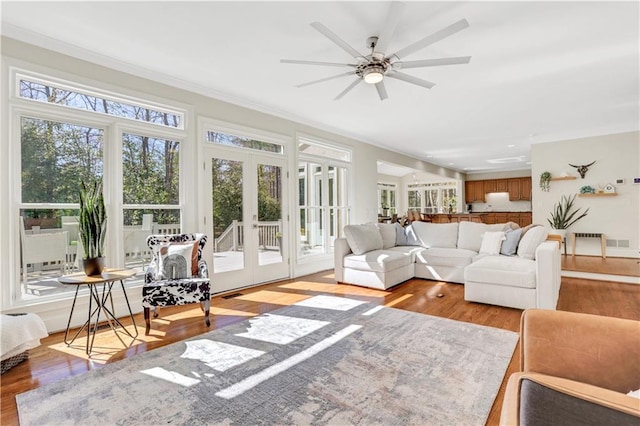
[214,220,282,252]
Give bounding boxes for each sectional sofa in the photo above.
[334,221,561,310]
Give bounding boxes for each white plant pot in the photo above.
[549,229,567,240]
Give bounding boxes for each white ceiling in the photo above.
[2,1,638,174]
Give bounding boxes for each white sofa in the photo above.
[334,221,561,310]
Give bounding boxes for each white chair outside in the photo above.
[20,216,68,291]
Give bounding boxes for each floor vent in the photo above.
[90,323,111,332]
[222,292,243,299]
[606,239,617,247]
[618,240,630,248]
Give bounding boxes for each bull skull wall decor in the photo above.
[569,161,596,179]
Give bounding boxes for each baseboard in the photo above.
[561,270,640,285]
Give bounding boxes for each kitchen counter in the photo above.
[428,212,532,227]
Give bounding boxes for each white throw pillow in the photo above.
[411,222,459,248]
[343,224,383,255]
[158,242,198,279]
[517,225,548,260]
[479,231,506,255]
[375,223,397,249]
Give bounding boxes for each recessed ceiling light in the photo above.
[448,162,454,165]
[426,155,433,158]
[507,144,515,148]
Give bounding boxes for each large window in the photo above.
[12,70,187,302]
[407,181,458,214]
[298,138,351,258]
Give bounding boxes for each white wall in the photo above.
[531,131,640,258]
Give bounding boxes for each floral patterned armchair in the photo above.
[143,233,210,335]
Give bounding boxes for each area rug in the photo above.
[17,295,518,425]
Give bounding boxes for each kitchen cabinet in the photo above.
[507,177,532,201]
[484,180,497,194]
[496,179,508,192]
[465,181,485,203]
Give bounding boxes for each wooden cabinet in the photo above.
[484,180,497,194]
[507,177,532,201]
[519,177,532,201]
[480,212,531,226]
[465,181,485,203]
[468,177,531,202]
[520,212,532,226]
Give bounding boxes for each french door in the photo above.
[205,148,288,293]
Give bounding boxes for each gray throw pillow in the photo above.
[404,224,421,246]
[395,223,408,246]
[500,228,522,256]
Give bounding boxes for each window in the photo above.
[19,78,183,128]
[122,133,182,267]
[19,116,104,299]
[407,181,458,214]
[11,69,187,303]
[377,183,397,215]
[206,131,283,154]
[298,137,351,258]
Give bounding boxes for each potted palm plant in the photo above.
[547,194,589,240]
[78,180,107,276]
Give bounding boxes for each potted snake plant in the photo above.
[78,180,107,276]
[547,194,589,240]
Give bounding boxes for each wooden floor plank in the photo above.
[2,258,639,426]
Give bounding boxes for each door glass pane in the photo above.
[212,158,244,273]
[257,163,283,266]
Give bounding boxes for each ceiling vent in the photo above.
[486,157,525,164]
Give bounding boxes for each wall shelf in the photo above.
[578,193,617,197]
[550,176,577,181]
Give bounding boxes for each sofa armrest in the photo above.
[520,309,640,393]
[334,238,352,283]
[500,372,640,426]
[534,241,560,309]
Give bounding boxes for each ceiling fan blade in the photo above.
[334,78,362,100]
[396,56,471,69]
[386,72,435,89]
[281,59,357,68]
[375,81,388,101]
[373,1,405,56]
[388,18,469,60]
[296,71,356,88]
[311,22,367,61]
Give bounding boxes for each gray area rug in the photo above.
[17,296,518,425]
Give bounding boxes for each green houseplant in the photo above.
[539,171,552,192]
[79,180,107,276]
[547,194,589,238]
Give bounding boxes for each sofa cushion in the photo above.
[457,221,489,252]
[465,256,536,289]
[479,231,506,255]
[387,245,428,262]
[344,224,383,255]
[343,250,412,273]
[375,223,397,249]
[412,222,459,248]
[518,225,548,260]
[415,248,477,268]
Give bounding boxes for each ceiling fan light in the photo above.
[363,67,384,84]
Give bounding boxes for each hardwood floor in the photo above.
[2,263,639,425]
[561,254,640,277]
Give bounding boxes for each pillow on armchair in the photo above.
[158,242,198,279]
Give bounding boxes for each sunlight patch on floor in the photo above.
[384,294,414,307]
[234,290,311,305]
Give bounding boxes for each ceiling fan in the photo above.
[281,2,471,101]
